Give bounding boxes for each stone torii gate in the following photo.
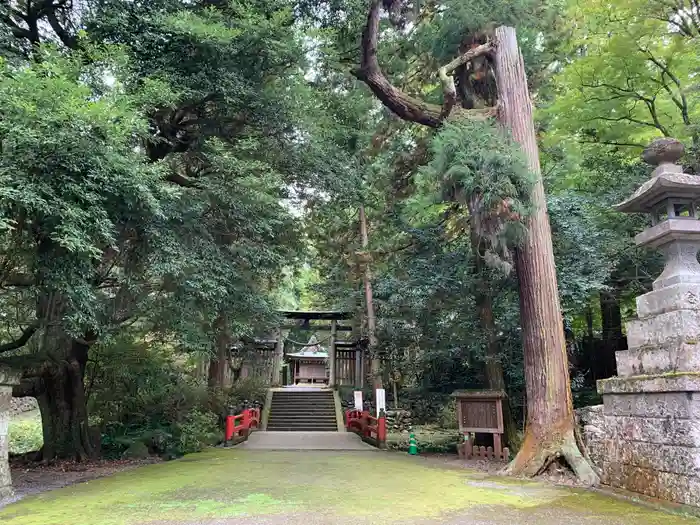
[0,365,20,498]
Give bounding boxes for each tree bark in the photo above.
[14,337,97,462]
[37,359,95,462]
[494,26,598,484]
[359,205,382,389]
[208,314,230,389]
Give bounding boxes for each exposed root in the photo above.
[500,429,600,486]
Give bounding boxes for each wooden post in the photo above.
[377,410,387,449]
[272,329,284,386]
[329,320,337,387]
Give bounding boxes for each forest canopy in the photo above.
[0,0,691,476]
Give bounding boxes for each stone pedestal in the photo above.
[597,138,700,507]
[0,365,20,499]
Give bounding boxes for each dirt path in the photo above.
[0,449,697,525]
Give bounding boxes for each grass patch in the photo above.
[9,411,43,455]
[1,448,696,525]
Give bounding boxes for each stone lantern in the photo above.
[597,138,700,507]
[0,364,20,499]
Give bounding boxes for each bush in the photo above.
[437,399,458,429]
[88,336,221,459]
[387,425,460,453]
[173,410,222,455]
[396,389,451,424]
[8,412,43,455]
[206,377,268,419]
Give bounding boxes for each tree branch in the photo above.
[166,172,199,188]
[438,42,494,119]
[352,0,494,128]
[0,321,40,354]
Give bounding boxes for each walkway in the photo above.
[241,431,374,450]
[0,448,696,525]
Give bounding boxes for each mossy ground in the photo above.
[1,448,697,525]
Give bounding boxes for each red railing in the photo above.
[224,407,260,446]
[345,409,387,449]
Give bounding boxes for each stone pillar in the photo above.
[598,138,700,507]
[0,365,20,499]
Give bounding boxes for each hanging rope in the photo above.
[283,334,333,347]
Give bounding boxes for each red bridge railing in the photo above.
[224,406,260,446]
[345,409,387,449]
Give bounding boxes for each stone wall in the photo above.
[0,365,20,499]
[597,375,700,507]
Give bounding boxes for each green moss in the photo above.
[0,449,696,524]
[551,491,699,524]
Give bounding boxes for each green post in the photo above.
[408,432,418,455]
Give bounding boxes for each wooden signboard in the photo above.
[451,390,509,461]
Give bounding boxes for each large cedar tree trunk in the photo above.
[494,27,598,484]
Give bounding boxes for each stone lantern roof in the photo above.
[615,138,700,214]
[613,138,700,291]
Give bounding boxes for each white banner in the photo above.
[375,388,386,418]
[353,391,363,411]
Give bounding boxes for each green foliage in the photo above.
[546,0,700,152]
[418,119,535,270]
[387,425,461,453]
[8,412,44,455]
[88,336,218,458]
[172,410,221,455]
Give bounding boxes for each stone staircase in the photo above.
[266,389,339,432]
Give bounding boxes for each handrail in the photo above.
[345,409,387,449]
[224,406,261,446]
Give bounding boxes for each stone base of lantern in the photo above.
[626,308,700,349]
[0,366,20,500]
[597,374,700,507]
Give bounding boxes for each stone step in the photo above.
[270,414,336,421]
[268,391,339,432]
[270,406,335,410]
[269,411,336,416]
[266,427,340,432]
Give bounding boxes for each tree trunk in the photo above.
[208,315,230,389]
[470,225,519,447]
[494,26,598,484]
[359,205,382,389]
[37,359,95,462]
[479,290,519,448]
